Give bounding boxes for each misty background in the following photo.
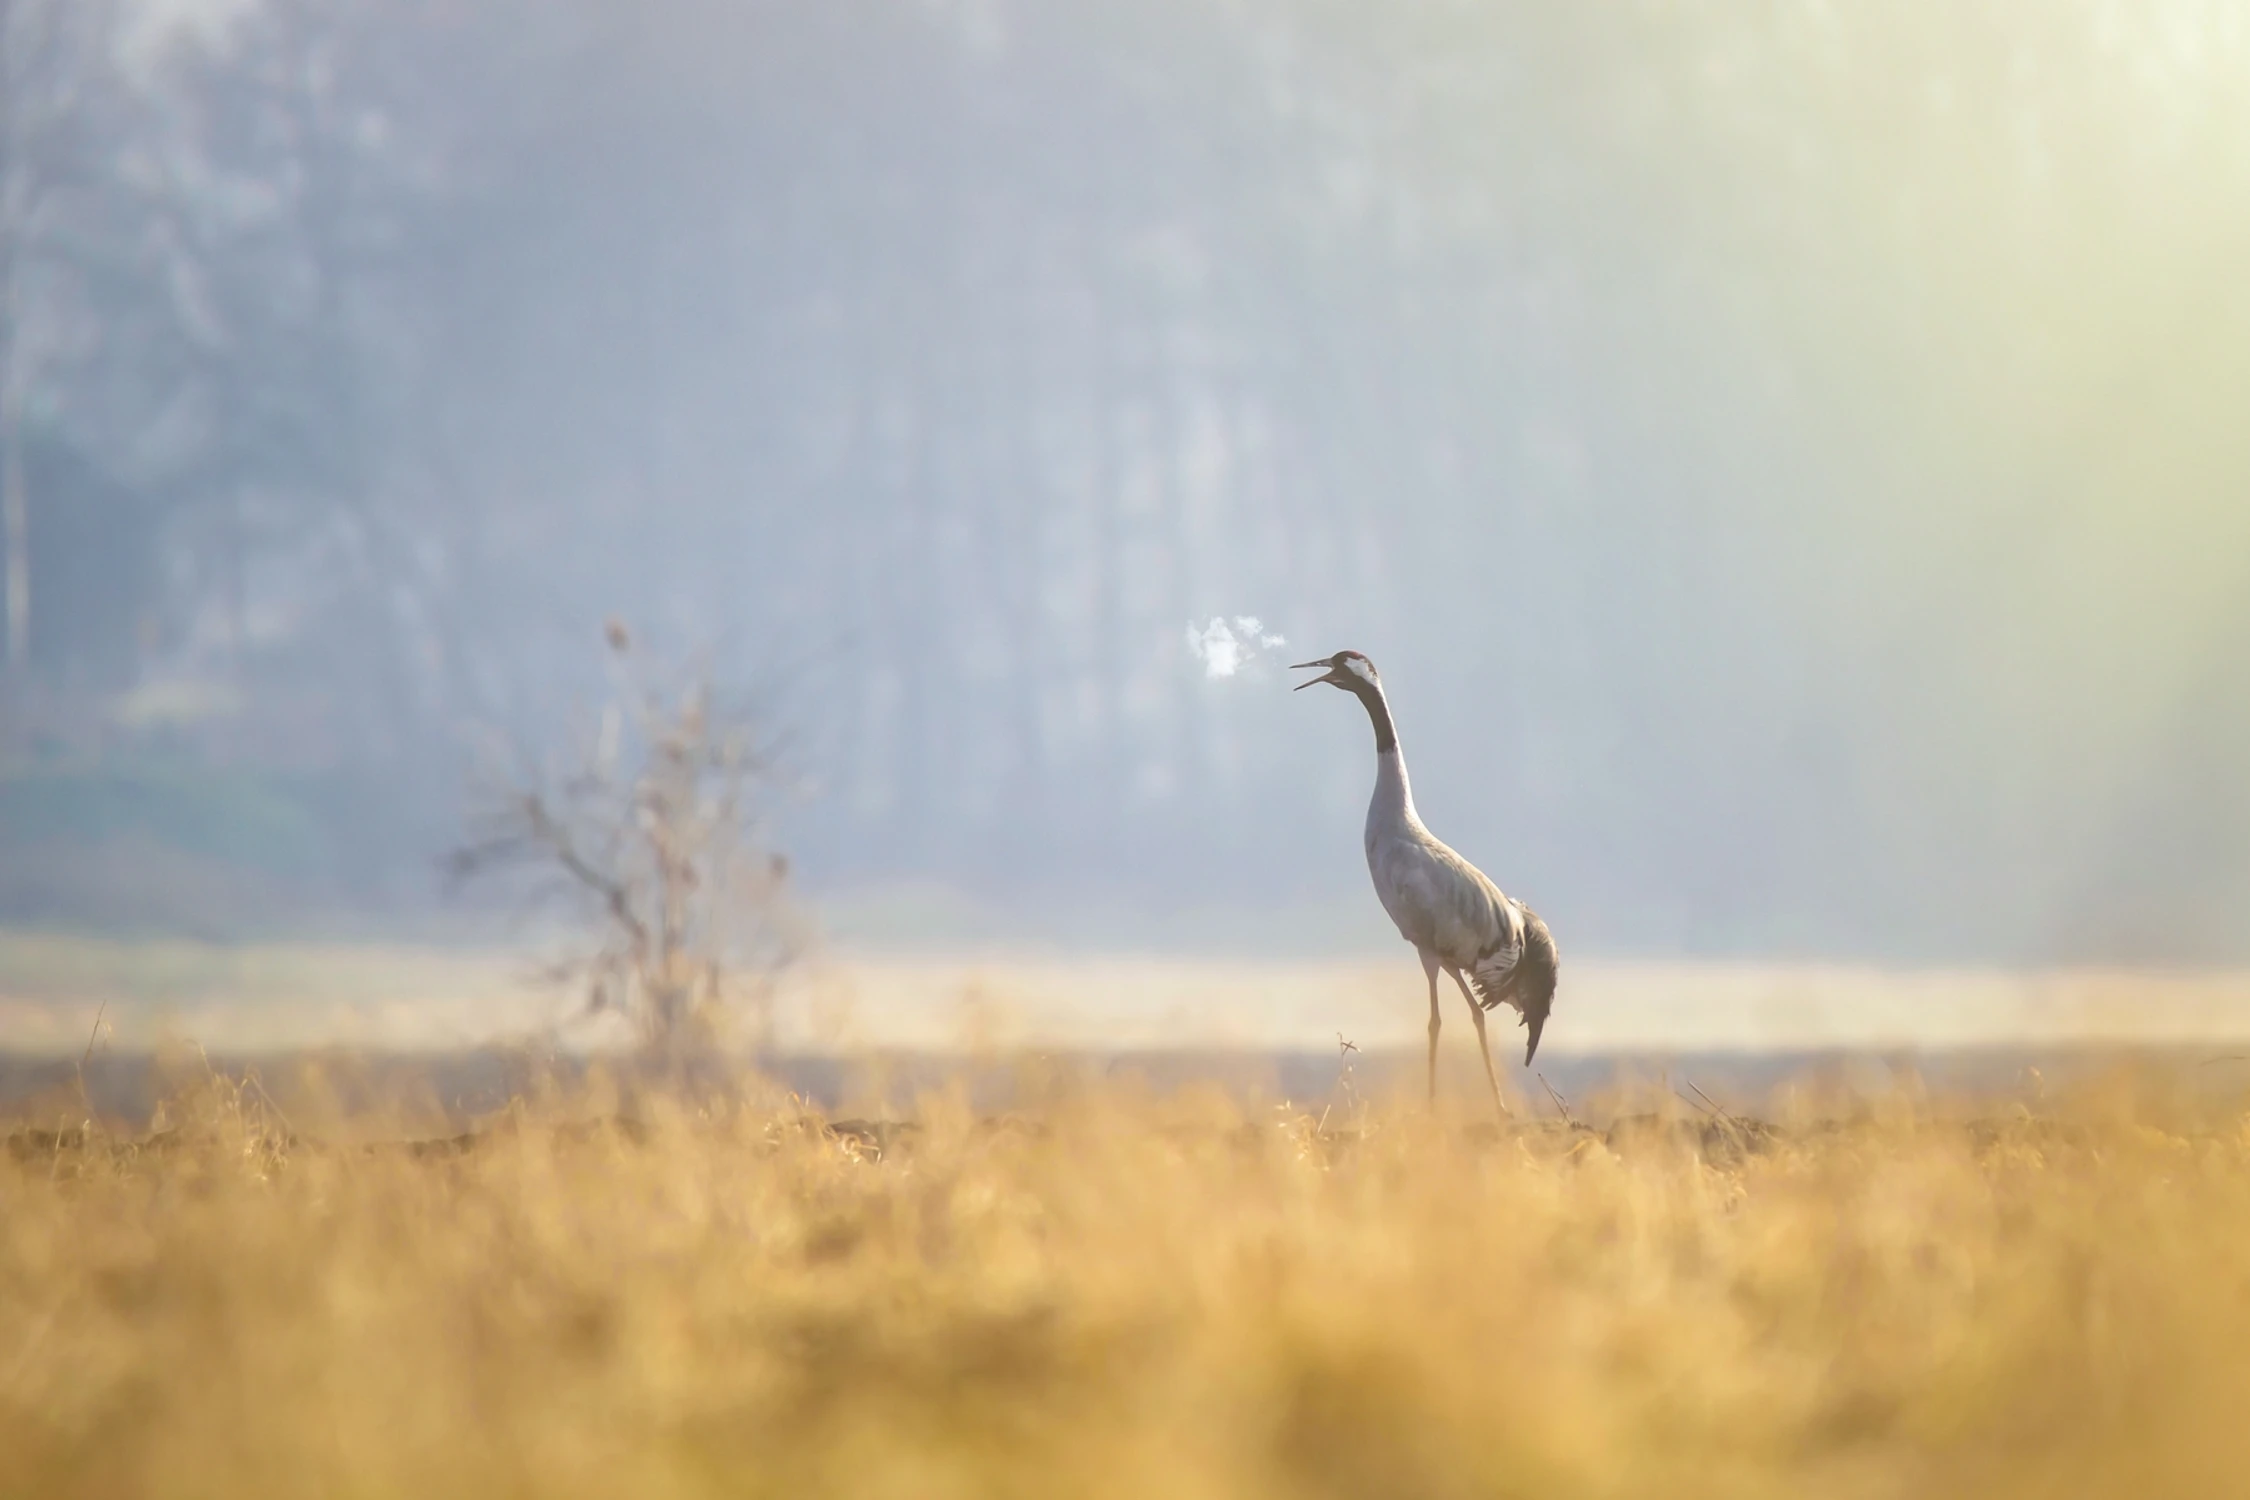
[2,0,2245,965]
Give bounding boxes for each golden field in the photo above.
[5,1056,2250,1499]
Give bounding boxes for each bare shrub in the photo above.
[449,621,806,1060]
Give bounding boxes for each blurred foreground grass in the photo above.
[4,1064,2249,1499]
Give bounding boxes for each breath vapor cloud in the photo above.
[1186,616,1288,679]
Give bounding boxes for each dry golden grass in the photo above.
[4,1063,2249,1499]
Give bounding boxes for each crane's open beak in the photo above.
[1291,659,1343,691]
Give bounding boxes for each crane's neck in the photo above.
[1345,677,1397,755]
[1348,679,1416,826]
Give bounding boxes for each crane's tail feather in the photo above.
[1469,911,1558,1065]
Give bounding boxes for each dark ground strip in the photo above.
[4,1046,2244,1133]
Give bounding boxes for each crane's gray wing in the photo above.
[1400,837,1525,1008]
[1400,837,1522,975]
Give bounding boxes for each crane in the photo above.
[1293,650,1558,1117]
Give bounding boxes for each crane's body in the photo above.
[1295,650,1557,1115]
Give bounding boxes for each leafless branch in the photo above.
[447,623,806,1059]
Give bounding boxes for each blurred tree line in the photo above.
[0,0,2244,959]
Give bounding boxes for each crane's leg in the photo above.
[1421,949,1443,1109]
[1451,969,1512,1123]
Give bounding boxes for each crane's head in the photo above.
[1290,650,1380,693]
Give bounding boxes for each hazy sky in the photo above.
[5,1,2247,964]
